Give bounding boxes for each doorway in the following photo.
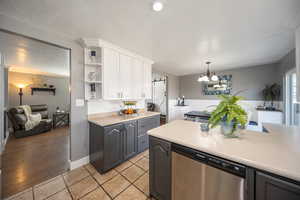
[285,69,300,126]
[0,30,71,198]
[151,72,168,125]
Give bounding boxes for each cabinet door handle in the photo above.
[112,129,120,133]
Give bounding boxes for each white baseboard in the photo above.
[69,156,90,170]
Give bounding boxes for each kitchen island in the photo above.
[148,120,300,200]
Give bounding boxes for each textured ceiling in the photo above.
[0,0,300,75]
[0,31,70,77]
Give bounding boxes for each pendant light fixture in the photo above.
[198,62,219,82]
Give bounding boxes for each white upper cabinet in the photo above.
[119,54,133,99]
[103,47,120,100]
[81,38,153,101]
[143,61,152,99]
[132,58,144,99]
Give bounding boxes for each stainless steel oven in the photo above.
[172,144,245,200]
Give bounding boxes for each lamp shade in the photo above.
[16,84,27,89]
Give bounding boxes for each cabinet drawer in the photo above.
[138,116,160,135]
[138,135,149,152]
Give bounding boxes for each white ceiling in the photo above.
[0,0,300,75]
[0,31,70,77]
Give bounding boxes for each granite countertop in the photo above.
[148,120,300,182]
[88,111,160,126]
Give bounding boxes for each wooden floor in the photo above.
[2,127,70,198]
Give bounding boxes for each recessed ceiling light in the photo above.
[153,1,164,12]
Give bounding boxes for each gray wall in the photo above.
[0,14,88,162]
[168,74,180,99]
[278,49,296,81]
[179,63,281,100]
[8,72,70,116]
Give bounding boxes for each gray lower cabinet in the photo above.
[138,115,160,153]
[256,172,300,200]
[149,136,171,200]
[103,124,124,171]
[89,123,125,173]
[90,115,160,173]
[123,121,138,160]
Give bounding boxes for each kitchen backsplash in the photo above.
[87,100,146,114]
[169,99,283,122]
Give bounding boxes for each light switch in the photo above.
[76,99,85,107]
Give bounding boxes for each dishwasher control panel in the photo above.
[172,143,246,178]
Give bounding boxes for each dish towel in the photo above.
[19,105,42,131]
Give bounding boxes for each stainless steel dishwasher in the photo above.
[172,144,245,200]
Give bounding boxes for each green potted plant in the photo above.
[262,83,281,110]
[209,94,248,138]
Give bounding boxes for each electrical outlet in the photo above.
[76,99,85,107]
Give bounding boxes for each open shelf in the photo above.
[85,62,102,66]
[84,45,103,101]
[85,66,102,82]
[84,47,102,64]
[85,80,102,83]
[31,87,56,95]
[85,82,102,100]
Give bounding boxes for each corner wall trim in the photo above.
[69,156,90,170]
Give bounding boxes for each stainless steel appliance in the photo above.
[184,111,211,122]
[172,144,245,200]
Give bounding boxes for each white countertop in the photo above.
[148,120,300,182]
[88,111,160,126]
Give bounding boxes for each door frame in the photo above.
[285,68,297,126]
[0,28,72,169]
[151,73,169,123]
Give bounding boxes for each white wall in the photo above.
[169,99,283,123]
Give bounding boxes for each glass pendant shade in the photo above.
[211,74,219,81]
[202,76,209,82]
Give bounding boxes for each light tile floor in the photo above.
[5,150,155,200]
